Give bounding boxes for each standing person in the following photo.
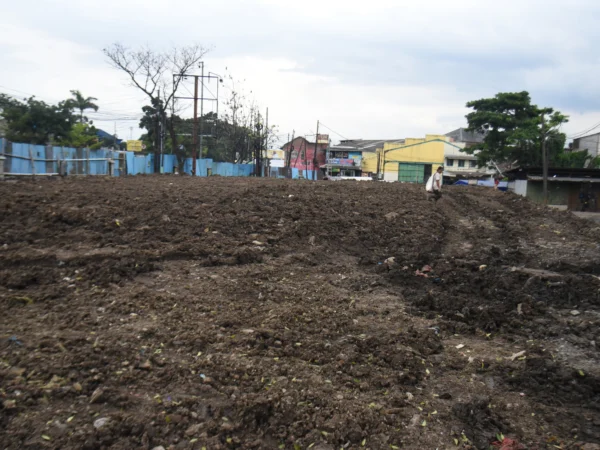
[426,166,444,202]
[494,176,500,190]
[579,187,590,212]
[589,190,597,212]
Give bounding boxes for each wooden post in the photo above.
[541,113,548,205]
[28,145,36,177]
[0,139,5,179]
[108,151,114,176]
[86,148,91,176]
[60,146,66,176]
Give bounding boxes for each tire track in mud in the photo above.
[403,189,600,446]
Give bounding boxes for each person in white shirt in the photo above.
[426,166,444,202]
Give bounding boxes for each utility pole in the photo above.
[264,107,269,177]
[159,114,164,173]
[114,122,117,149]
[199,62,205,162]
[254,112,262,177]
[286,130,294,179]
[541,112,548,205]
[130,127,133,140]
[192,75,199,175]
[173,67,220,174]
[313,120,319,181]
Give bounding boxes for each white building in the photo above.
[572,132,600,158]
[444,128,494,179]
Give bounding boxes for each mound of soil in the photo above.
[0,176,599,450]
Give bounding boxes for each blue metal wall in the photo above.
[1,140,124,176]
[0,139,261,179]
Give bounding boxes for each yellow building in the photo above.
[361,149,382,175]
[380,135,446,182]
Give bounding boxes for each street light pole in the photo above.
[208,72,223,119]
[192,75,199,175]
[199,62,204,161]
[541,112,548,205]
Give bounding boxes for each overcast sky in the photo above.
[1,0,599,145]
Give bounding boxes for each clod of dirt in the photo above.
[3,400,16,409]
[580,444,600,450]
[89,387,104,404]
[139,360,152,370]
[452,397,510,450]
[93,418,109,429]
[185,424,202,436]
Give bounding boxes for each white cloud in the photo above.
[0,0,599,144]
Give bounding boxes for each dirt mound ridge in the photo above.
[0,177,599,449]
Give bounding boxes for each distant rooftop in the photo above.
[331,139,405,153]
[506,166,600,180]
[446,128,485,144]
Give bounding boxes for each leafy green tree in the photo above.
[138,98,163,153]
[61,123,99,148]
[553,149,592,168]
[0,94,76,144]
[67,90,99,122]
[461,91,569,168]
[587,156,600,169]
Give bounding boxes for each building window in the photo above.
[446,158,454,167]
[469,160,477,168]
[458,160,465,168]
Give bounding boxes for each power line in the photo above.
[0,85,143,117]
[318,122,349,141]
[568,121,600,139]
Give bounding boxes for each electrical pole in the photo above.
[199,62,205,162]
[159,114,164,173]
[192,75,199,175]
[541,112,548,205]
[254,112,262,177]
[264,107,269,177]
[173,67,220,175]
[313,120,319,181]
[286,130,294,179]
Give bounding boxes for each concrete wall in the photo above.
[514,179,528,196]
[526,181,598,211]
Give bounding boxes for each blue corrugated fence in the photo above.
[1,139,260,178]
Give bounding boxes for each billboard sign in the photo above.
[127,140,143,152]
[317,134,329,144]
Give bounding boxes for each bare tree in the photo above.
[103,43,209,168]
[219,74,262,163]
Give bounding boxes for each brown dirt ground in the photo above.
[0,176,599,450]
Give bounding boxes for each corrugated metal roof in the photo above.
[330,139,405,153]
[445,128,485,143]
